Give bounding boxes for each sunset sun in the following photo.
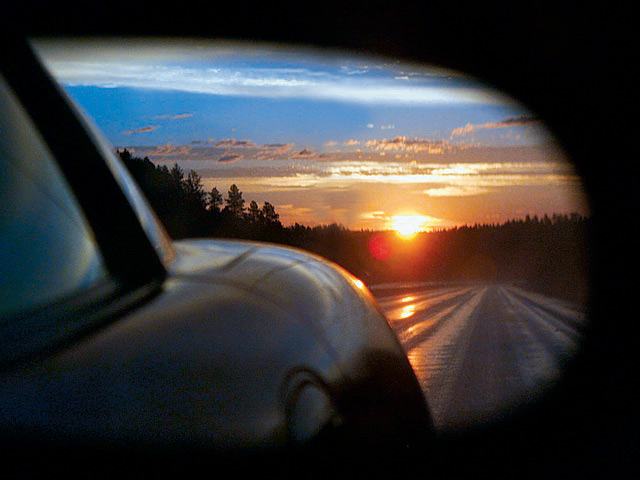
[391,214,430,239]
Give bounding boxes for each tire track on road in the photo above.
[375,283,586,433]
[384,287,476,338]
[502,287,582,363]
[506,286,585,336]
[401,287,487,430]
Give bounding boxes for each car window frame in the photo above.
[0,37,168,287]
[0,37,169,369]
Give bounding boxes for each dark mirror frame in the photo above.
[2,2,635,477]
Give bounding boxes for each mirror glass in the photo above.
[33,38,590,432]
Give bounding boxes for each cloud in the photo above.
[423,186,493,197]
[451,115,540,138]
[218,153,244,163]
[343,139,360,146]
[42,51,499,105]
[276,204,314,218]
[153,113,193,120]
[360,210,389,220]
[214,138,257,148]
[293,148,316,158]
[324,140,338,147]
[147,143,191,155]
[263,143,294,154]
[365,136,452,154]
[122,125,161,134]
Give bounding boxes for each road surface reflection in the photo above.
[372,283,585,432]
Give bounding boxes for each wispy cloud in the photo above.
[214,138,257,148]
[146,143,191,155]
[423,186,493,197]
[218,153,244,163]
[153,113,193,120]
[262,143,294,154]
[122,125,161,134]
[365,136,453,154]
[451,115,540,138]
[41,53,500,106]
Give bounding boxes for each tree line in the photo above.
[117,149,285,241]
[118,149,590,303]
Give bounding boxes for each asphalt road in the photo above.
[372,283,586,432]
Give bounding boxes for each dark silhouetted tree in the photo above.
[226,184,245,218]
[208,187,223,213]
[184,170,206,209]
[262,202,279,225]
[247,200,263,224]
[170,163,184,185]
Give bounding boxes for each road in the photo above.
[372,283,586,432]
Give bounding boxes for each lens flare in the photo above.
[368,234,392,260]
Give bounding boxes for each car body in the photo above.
[0,37,431,462]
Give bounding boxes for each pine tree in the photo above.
[208,187,223,212]
[169,163,184,185]
[226,184,245,218]
[247,200,262,224]
[184,170,206,208]
[262,201,280,225]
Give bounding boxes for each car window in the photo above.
[0,74,109,323]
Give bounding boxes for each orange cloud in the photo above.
[148,143,191,155]
[365,136,452,153]
[451,115,540,137]
[263,143,294,154]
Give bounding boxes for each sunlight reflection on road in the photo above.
[374,284,585,432]
[399,304,416,319]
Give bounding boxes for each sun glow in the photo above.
[391,214,430,239]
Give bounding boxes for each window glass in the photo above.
[0,74,108,320]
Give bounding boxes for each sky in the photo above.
[33,38,589,230]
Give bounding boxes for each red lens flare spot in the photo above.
[368,234,392,260]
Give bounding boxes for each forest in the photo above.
[118,149,590,304]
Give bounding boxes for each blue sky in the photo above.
[65,85,533,149]
[33,38,588,229]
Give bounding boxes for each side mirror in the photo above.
[32,37,590,432]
